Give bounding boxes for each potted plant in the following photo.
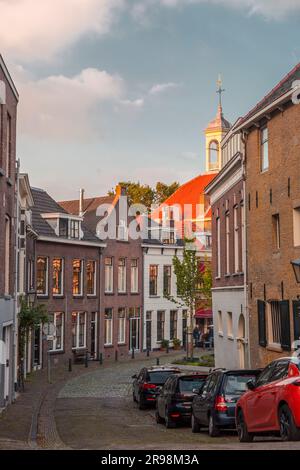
[160,339,169,351]
[172,338,181,350]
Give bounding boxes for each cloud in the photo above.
[0,0,124,62]
[120,98,145,108]
[149,82,180,95]
[134,0,300,20]
[15,66,125,139]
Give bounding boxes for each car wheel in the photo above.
[208,414,220,438]
[237,409,254,443]
[165,409,176,429]
[191,414,201,433]
[155,410,164,424]
[279,404,300,442]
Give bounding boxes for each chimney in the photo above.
[79,188,85,216]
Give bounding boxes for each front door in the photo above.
[146,320,152,351]
[130,318,140,351]
[3,326,11,402]
[33,327,41,368]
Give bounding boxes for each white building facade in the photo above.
[142,241,188,351]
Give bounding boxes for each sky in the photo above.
[1,0,300,200]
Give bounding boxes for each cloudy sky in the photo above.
[1,0,300,199]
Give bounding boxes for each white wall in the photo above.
[213,288,248,370]
[143,246,188,350]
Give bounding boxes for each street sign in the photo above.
[43,323,56,337]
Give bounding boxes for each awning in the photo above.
[195,308,213,319]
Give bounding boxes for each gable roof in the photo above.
[31,188,101,243]
[59,195,114,216]
[240,62,300,125]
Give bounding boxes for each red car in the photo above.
[236,357,300,442]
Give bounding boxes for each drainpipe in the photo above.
[13,159,20,399]
[241,132,251,369]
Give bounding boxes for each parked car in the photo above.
[132,366,181,410]
[236,357,300,442]
[191,368,260,437]
[155,373,208,428]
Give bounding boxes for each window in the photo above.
[227,312,233,338]
[37,256,48,296]
[272,214,280,250]
[86,260,96,296]
[218,311,223,335]
[149,265,158,296]
[6,113,11,177]
[52,258,63,296]
[234,206,239,272]
[170,310,178,340]
[71,312,86,349]
[70,220,80,239]
[118,258,126,293]
[117,220,128,241]
[4,216,11,295]
[59,218,68,238]
[261,127,269,172]
[105,257,113,293]
[73,259,83,296]
[209,141,219,167]
[216,217,221,278]
[267,301,282,347]
[225,214,230,275]
[48,313,64,352]
[241,204,245,272]
[293,206,300,246]
[157,311,165,342]
[27,259,34,292]
[163,266,172,296]
[131,259,138,293]
[104,308,113,345]
[118,308,126,344]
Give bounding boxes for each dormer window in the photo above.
[70,220,80,239]
[59,218,69,238]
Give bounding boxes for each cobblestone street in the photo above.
[1,352,300,450]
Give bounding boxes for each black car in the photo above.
[155,373,208,428]
[132,366,181,410]
[191,368,261,437]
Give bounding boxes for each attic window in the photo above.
[70,220,80,239]
[59,218,69,238]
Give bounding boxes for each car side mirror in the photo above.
[247,379,256,391]
[132,374,137,379]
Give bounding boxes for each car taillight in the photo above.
[142,383,157,390]
[215,396,228,412]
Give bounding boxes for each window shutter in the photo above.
[280,300,291,351]
[258,300,267,347]
[293,301,300,341]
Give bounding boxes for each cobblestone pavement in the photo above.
[55,354,300,450]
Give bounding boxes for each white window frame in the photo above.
[72,259,83,296]
[216,217,221,278]
[131,259,139,293]
[118,258,126,293]
[52,258,64,297]
[49,312,64,352]
[105,257,114,293]
[104,309,113,346]
[261,127,269,172]
[87,260,97,296]
[4,216,10,295]
[72,312,87,349]
[225,213,230,275]
[37,256,49,297]
[234,206,239,273]
[118,308,126,344]
[218,311,223,336]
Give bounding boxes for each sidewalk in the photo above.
[0,349,189,450]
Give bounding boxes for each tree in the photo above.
[165,239,212,360]
[18,297,49,364]
[108,181,179,210]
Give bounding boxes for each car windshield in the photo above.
[223,374,257,399]
[179,377,207,393]
[148,371,178,385]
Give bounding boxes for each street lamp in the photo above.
[291,259,300,284]
[27,290,36,306]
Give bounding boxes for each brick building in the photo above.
[206,120,248,369]
[0,55,18,408]
[31,187,105,367]
[60,186,143,359]
[237,63,300,368]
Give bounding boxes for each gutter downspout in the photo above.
[13,159,20,399]
[241,132,251,369]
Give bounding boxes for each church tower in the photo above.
[205,75,231,173]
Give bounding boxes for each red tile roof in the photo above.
[59,195,114,216]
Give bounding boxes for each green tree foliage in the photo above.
[18,297,49,361]
[108,181,179,210]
